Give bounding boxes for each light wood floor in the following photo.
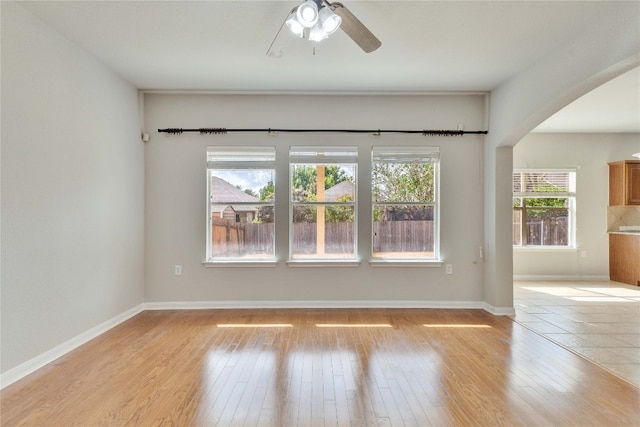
[2,309,639,426]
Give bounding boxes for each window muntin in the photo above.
[512,170,576,247]
[289,147,357,260]
[207,147,275,260]
[372,147,439,259]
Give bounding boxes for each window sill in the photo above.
[369,259,444,268]
[513,246,577,253]
[286,260,361,268]
[203,260,278,268]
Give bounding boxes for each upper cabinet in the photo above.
[609,160,640,206]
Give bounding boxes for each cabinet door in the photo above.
[609,234,640,286]
[627,163,640,205]
[609,162,625,206]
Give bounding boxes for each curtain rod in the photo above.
[157,127,488,137]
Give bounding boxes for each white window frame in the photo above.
[204,146,277,265]
[512,169,576,249]
[370,146,440,262]
[288,146,358,263]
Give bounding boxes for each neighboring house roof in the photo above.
[324,181,355,202]
[211,176,259,213]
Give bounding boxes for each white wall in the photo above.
[143,94,494,308]
[513,133,640,279]
[1,2,144,374]
[484,2,639,308]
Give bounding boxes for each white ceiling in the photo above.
[533,66,639,133]
[17,0,640,132]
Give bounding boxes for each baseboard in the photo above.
[514,275,610,282]
[144,300,502,311]
[0,304,145,390]
[481,303,516,316]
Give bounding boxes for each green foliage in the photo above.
[326,195,354,223]
[259,181,274,202]
[292,165,353,199]
[291,165,353,222]
[254,181,275,223]
[372,163,434,203]
[324,165,351,190]
[516,180,568,220]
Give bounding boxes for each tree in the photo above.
[372,163,434,203]
[292,165,353,200]
[291,165,353,222]
[258,181,274,202]
[326,194,354,222]
[255,181,275,223]
[372,163,435,221]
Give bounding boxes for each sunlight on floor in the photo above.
[577,287,640,297]
[315,324,392,328]
[423,324,492,328]
[514,280,640,388]
[522,285,640,302]
[216,324,293,328]
[568,296,633,302]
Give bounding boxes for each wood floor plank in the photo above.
[2,308,639,426]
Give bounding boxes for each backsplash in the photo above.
[607,206,640,232]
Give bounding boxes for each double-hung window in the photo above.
[289,146,357,260]
[206,146,276,260]
[371,147,439,260]
[513,170,576,247]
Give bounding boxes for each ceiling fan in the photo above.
[267,0,381,55]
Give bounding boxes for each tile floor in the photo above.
[512,280,640,388]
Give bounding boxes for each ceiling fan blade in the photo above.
[329,2,381,53]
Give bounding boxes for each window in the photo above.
[207,147,275,260]
[372,147,439,259]
[289,147,357,260]
[513,170,576,247]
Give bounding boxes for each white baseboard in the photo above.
[481,303,516,316]
[514,275,610,282]
[0,304,145,390]
[144,300,509,312]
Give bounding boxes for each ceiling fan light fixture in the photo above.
[318,6,341,35]
[296,0,319,28]
[286,12,305,38]
[309,23,329,42]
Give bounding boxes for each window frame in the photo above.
[370,146,440,261]
[512,169,576,249]
[205,146,277,264]
[288,146,359,262]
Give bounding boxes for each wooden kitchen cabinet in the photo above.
[608,160,640,206]
[609,233,640,286]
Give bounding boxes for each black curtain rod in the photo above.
[157,127,488,137]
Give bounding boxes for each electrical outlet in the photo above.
[174,265,182,276]
[445,264,453,275]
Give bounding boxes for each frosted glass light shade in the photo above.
[286,14,305,37]
[296,1,319,28]
[318,6,341,35]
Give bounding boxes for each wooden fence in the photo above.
[212,218,434,256]
[525,217,568,246]
[373,221,434,253]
